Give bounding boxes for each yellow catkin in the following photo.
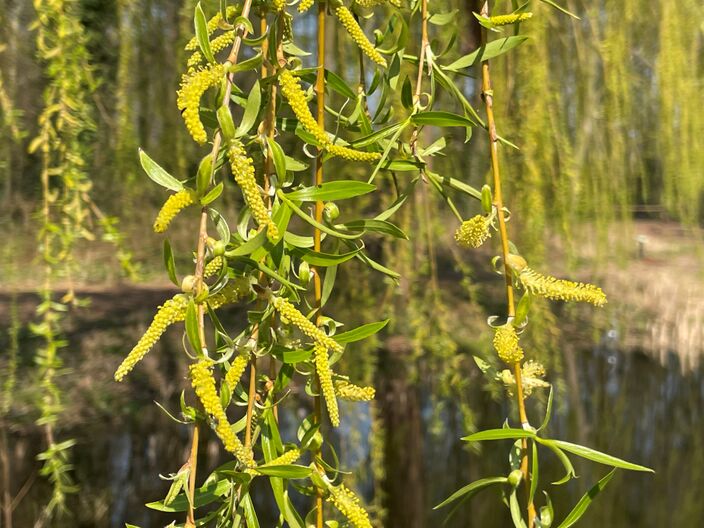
[270,447,302,466]
[505,254,607,307]
[184,7,237,51]
[225,354,249,389]
[499,360,549,398]
[190,359,255,466]
[334,380,375,401]
[245,447,301,475]
[207,279,250,309]
[278,69,380,162]
[114,295,188,381]
[488,12,533,26]
[314,344,339,427]
[298,0,314,13]
[176,63,225,144]
[518,268,607,307]
[273,0,286,11]
[153,190,196,233]
[227,140,278,238]
[114,283,247,382]
[454,215,491,248]
[204,255,224,278]
[334,6,387,67]
[187,31,236,71]
[327,484,372,528]
[327,143,381,162]
[493,324,524,364]
[271,296,343,353]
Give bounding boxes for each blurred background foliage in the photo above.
[1,0,703,526]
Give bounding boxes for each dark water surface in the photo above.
[3,291,703,527]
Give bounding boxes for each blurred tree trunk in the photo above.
[377,336,425,528]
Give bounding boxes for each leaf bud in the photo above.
[323,202,340,222]
[508,469,523,487]
[181,275,197,293]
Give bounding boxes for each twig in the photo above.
[479,2,536,525]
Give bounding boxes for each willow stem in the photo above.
[312,3,327,527]
[186,2,254,524]
[185,424,199,528]
[479,2,535,526]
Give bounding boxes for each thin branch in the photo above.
[479,1,536,525]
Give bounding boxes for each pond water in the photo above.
[3,291,703,527]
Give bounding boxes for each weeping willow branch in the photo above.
[479,1,536,525]
[313,3,327,526]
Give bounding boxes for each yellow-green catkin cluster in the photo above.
[204,255,224,278]
[314,343,340,426]
[334,380,375,401]
[488,12,533,26]
[334,6,387,67]
[208,279,250,309]
[327,484,373,528]
[506,254,607,307]
[278,69,380,162]
[355,0,401,8]
[454,215,491,248]
[190,359,254,466]
[114,295,189,381]
[271,296,343,353]
[227,140,279,238]
[177,63,225,144]
[187,31,236,71]
[225,354,249,389]
[298,0,314,13]
[273,0,286,11]
[153,190,196,233]
[267,448,302,466]
[493,323,524,364]
[499,360,549,398]
[185,7,237,51]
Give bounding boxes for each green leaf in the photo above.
[321,263,337,308]
[509,487,528,528]
[355,251,400,279]
[434,476,507,510]
[530,441,539,505]
[539,0,580,19]
[556,470,617,528]
[538,385,554,432]
[146,479,230,512]
[237,80,261,137]
[226,229,268,257]
[542,441,576,485]
[463,428,536,442]
[242,492,260,528]
[253,464,313,479]
[298,248,361,267]
[350,122,406,149]
[194,3,216,63]
[429,9,459,25]
[538,439,654,472]
[411,111,476,128]
[285,181,376,202]
[139,149,183,191]
[209,208,231,243]
[266,137,287,181]
[427,171,482,200]
[201,182,223,205]
[163,239,178,286]
[277,192,362,240]
[444,37,529,72]
[339,219,408,239]
[185,299,202,353]
[334,320,389,344]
